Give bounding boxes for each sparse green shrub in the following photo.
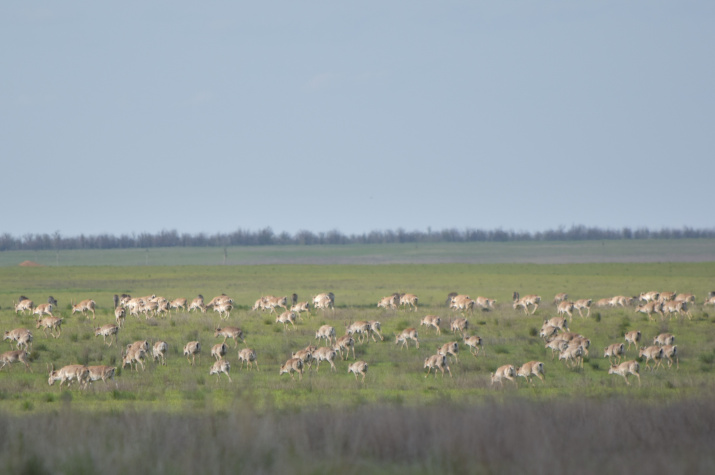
[528,327,538,337]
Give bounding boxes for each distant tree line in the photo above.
[1,225,714,252]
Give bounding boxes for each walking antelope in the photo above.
[279,357,304,381]
[545,339,570,359]
[209,359,232,382]
[674,293,696,305]
[513,294,541,315]
[704,295,715,307]
[276,311,297,330]
[463,335,483,358]
[4,328,33,351]
[0,349,31,372]
[556,301,575,321]
[491,364,516,387]
[315,325,336,346]
[395,328,419,349]
[559,345,584,369]
[214,327,244,347]
[604,343,625,365]
[183,341,201,366]
[169,298,187,313]
[517,361,545,384]
[539,324,560,341]
[153,341,168,365]
[115,306,126,328]
[609,360,641,386]
[237,348,259,371]
[377,294,399,310]
[206,294,232,310]
[95,324,119,347]
[610,296,633,307]
[122,347,147,371]
[654,333,675,346]
[475,296,496,310]
[256,296,288,314]
[639,291,660,303]
[292,347,315,370]
[345,321,371,344]
[14,298,34,315]
[595,298,611,308]
[213,301,234,320]
[625,331,641,351]
[36,316,62,338]
[662,300,691,320]
[553,293,568,304]
[313,347,338,372]
[659,291,677,302]
[72,299,97,319]
[333,335,356,360]
[188,295,206,313]
[424,354,452,378]
[87,365,116,385]
[313,292,335,311]
[450,295,475,314]
[437,341,460,364]
[33,303,54,319]
[639,346,664,371]
[399,293,419,311]
[348,360,368,382]
[573,299,592,318]
[420,315,442,335]
[661,345,678,369]
[48,364,89,389]
[211,342,228,361]
[290,301,311,318]
[635,302,663,321]
[368,321,384,342]
[450,317,469,337]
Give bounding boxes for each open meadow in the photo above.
[1,242,715,473]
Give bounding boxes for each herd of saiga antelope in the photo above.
[3,290,715,389]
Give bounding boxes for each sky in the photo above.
[1,1,714,239]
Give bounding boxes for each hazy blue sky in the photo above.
[2,2,713,238]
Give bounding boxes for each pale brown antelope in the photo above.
[539,324,560,341]
[570,337,591,357]
[610,296,632,307]
[595,298,612,308]
[122,346,147,371]
[625,330,642,351]
[653,333,675,346]
[313,292,335,311]
[674,293,696,305]
[437,341,460,364]
[556,301,575,321]
[704,295,715,307]
[661,345,678,369]
[491,364,516,387]
[155,299,171,318]
[635,301,663,321]
[513,294,541,315]
[475,296,496,310]
[140,300,159,319]
[188,295,206,313]
[48,364,89,389]
[517,361,545,384]
[36,316,62,338]
[0,349,31,372]
[367,321,384,342]
[211,342,228,361]
[420,315,442,335]
[545,338,570,359]
[424,354,452,379]
[450,295,475,314]
[279,357,304,381]
[315,325,336,346]
[662,300,691,320]
[377,294,399,310]
[214,326,244,348]
[545,316,568,332]
[345,321,371,344]
[292,347,315,370]
[313,347,338,372]
[183,341,201,366]
[114,306,126,328]
[559,345,584,369]
[72,299,96,320]
[152,341,168,366]
[209,359,232,382]
[4,328,33,351]
[604,343,625,365]
[399,293,419,311]
[395,328,419,349]
[33,303,54,319]
[609,360,641,386]
[573,299,592,318]
[553,293,568,304]
[95,324,119,347]
[290,301,311,319]
[333,335,356,360]
[86,365,116,385]
[251,298,266,312]
[206,294,233,310]
[347,360,368,382]
[169,298,187,313]
[237,347,259,371]
[261,295,288,314]
[276,311,297,330]
[127,340,150,354]
[450,317,469,337]
[639,346,664,371]
[463,335,483,358]
[14,298,34,315]
[214,301,234,320]
[639,291,660,303]
[659,291,677,302]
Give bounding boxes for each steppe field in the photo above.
[1,240,714,474]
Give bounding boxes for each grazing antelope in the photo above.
[556,301,575,321]
[290,301,311,318]
[517,361,545,384]
[14,298,34,315]
[609,360,641,386]
[661,345,678,369]
[450,295,475,314]
[377,294,399,310]
[513,294,541,315]
[604,343,625,365]
[211,342,228,361]
[122,347,147,371]
[48,364,89,389]
[95,324,119,347]
[315,325,336,346]
[635,302,663,322]
[463,335,483,358]
[347,360,368,382]
[491,364,516,387]
[214,327,244,348]
[420,315,442,335]
[424,354,452,378]
[209,359,232,382]
[345,321,371,344]
[72,299,97,320]
[279,357,304,381]
[36,316,62,338]
[313,347,338,372]
[33,303,54,319]
[333,335,356,360]
[450,317,469,337]
[553,293,568,304]
[399,293,419,311]
[639,346,664,371]
[313,292,335,311]
[653,333,675,346]
[115,306,126,328]
[276,311,297,330]
[152,341,168,365]
[625,331,641,351]
[183,341,201,366]
[169,298,187,313]
[86,365,116,385]
[573,299,592,318]
[395,328,419,349]
[0,349,32,372]
[188,295,206,313]
[237,348,259,371]
[437,341,459,364]
[4,328,33,351]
